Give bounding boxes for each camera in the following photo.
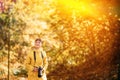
[38,67,43,77]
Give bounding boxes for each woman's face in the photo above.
[34,40,42,49]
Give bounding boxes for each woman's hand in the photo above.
[33,67,38,72]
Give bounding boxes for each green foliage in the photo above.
[12,66,27,77]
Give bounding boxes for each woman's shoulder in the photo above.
[41,49,47,57]
[26,47,34,56]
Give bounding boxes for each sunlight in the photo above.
[0,0,119,80]
[55,0,100,17]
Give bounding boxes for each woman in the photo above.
[25,38,48,80]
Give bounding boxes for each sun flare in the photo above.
[55,0,101,17]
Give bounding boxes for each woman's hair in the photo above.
[35,38,42,43]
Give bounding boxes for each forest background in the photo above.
[0,0,120,80]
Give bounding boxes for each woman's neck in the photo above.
[32,46,43,51]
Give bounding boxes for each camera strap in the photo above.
[40,52,44,68]
[41,51,44,59]
[33,51,44,63]
[34,51,36,62]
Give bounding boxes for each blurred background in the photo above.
[0,0,120,80]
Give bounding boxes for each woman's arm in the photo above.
[42,51,48,72]
[24,52,34,72]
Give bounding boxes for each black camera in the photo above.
[38,67,43,77]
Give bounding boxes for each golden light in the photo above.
[55,0,101,18]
